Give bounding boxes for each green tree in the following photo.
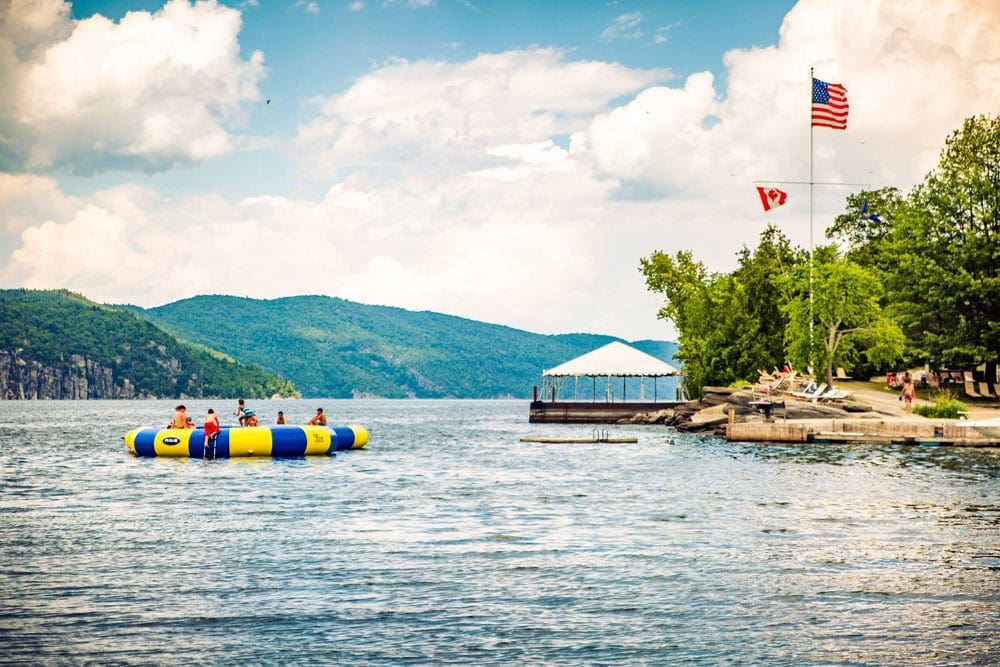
[640,226,801,394]
[827,186,904,271]
[880,114,1000,366]
[639,249,714,393]
[826,115,1000,372]
[781,255,904,388]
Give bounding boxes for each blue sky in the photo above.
[2,0,997,340]
[62,0,795,200]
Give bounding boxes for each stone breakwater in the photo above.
[622,386,879,436]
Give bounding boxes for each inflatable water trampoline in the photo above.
[124,424,368,458]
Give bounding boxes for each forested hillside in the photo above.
[137,295,679,399]
[0,290,297,399]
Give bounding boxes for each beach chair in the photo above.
[771,371,796,394]
[978,382,998,399]
[821,387,852,401]
[835,367,852,380]
[964,372,982,398]
[789,382,827,401]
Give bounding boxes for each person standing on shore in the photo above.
[901,372,915,412]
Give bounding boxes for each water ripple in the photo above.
[0,399,998,665]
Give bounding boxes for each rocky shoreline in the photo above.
[623,385,882,436]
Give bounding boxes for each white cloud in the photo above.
[293,0,320,13]
[347,1,364,10]
[0,159,667,338]
[0,174,80,262]
[381,0,434,8]
[654,21,679,44]
[0,0,264,174]
[600,12,644,42]
[296,48,671,182]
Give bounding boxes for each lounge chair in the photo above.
[964,372,982,398]
[978,382,998,399]
[789,382,827,401]
[821,388,852,401]
[835,367,852,380]
[771,371,796,394]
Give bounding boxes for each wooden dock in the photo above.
[726,415,999,447]
[519,436,638,444]
[528,400,683,424]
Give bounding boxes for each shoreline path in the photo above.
[842,382,1000,421]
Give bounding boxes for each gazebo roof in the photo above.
[543,341,680,377]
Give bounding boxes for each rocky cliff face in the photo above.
[0,349,143,400]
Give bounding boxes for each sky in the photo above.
[1,0,998,342]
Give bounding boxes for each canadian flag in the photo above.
[756,186,787,212]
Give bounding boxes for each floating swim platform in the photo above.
[124,424,368,458]
[519,436,638,444]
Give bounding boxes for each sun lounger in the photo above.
[821,388,852,401]
[964,372,982,398]
[978,382,998,399]
[835,367,852,380]
[789,382,827,401]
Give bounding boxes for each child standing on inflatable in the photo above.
[234,398,259,427]
[203,408,221,458]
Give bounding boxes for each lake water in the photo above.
[1,399,998,665]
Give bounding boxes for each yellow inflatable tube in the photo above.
[124,424,368,458]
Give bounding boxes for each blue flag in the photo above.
[860,198,883,224]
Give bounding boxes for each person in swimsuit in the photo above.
[234,399,258,427]
[169,405,194,429]
[900,372,915,412]
[306,408,327,426]
[203,408,222,456]
[275,411,286,425]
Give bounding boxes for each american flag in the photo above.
[812,78,848,130]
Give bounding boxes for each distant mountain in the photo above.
[136,295,680,399]
[0,289,297,400]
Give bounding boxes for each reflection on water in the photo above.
[0,399,998,665]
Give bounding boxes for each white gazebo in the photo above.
[541,341,682,403]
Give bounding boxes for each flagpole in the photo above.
[808,66,815,364]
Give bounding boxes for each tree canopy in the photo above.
[642,114,999,392]
[640,225,802,394]
[829,114,1000,368]
[780,253,904,389]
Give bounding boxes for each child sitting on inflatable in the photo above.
[169,405,195,429]
[233,398,259,427]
